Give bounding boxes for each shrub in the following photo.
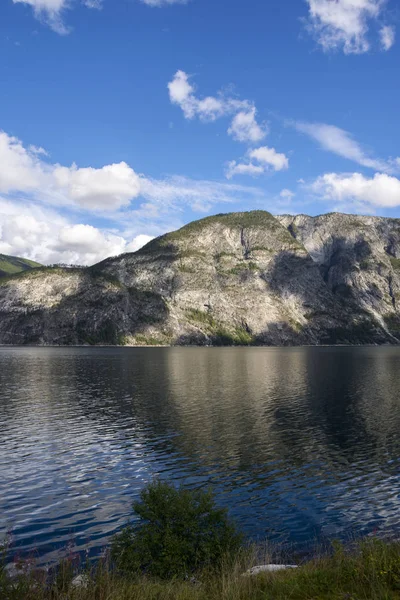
[111,481,242,579]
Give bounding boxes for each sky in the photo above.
[0,0,400,265]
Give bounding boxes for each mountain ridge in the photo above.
[0,253,42,278]
[1,210,400,346]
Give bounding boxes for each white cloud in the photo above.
[53,162,141,210]
[309,172,400,209]
[0,131,50,193]
[140,174,265,206]
[168,70,249,122]
[294,121,391,172]
[126,234,154,252]
[140,0,188,5]
[304,0,395,54]
[249,146,289,171]
[225,162,265,179]
[168,70,196,118]
[225,146,289,179]
[12,0,100,34]
[29,145,49,156]
[82,0,102,7]
[168,70,268,146]
[226,145,289,179]
[280,189,295,200]
[0,129,266,216]
[0,198,152,266]
[0,131,141,211]
[380,24,396,50]
[228,108,268,143]
[0,128,268,264]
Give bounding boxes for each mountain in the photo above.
[1,210,400,346]
[0,254,42,278]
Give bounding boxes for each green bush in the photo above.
[111,481,242,579]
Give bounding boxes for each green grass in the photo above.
[390,258,400,270]
[384,314,400,332]
[212,327,255,346]
[250,246,274,253]
[186,309,255,345]
[228,262,258,275]
[3,539,400,600]
[0,266,82,286]
[138,211,286,254]
[134,334,167,346]
[215,251,236,260]
[0,253,42,277]
[186,308,217,327]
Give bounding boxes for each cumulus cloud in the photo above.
[380,24,396,50]
[0,129,268,264]
[0,131,141,211]
[308,172,400,209]
[228,108,268,143]
[304,0,395,54]
[294,121,392,172]
[249,146,289,171]
[0,198,153,266]
[168,70,249,122]
[226,146,289,179]
[0,129,266,216]
[140,0,188,5]
[225,162,265,179]
[125,234,154,252]
[168,70,267,144]
[0,131,47,192]
[12,0,100,34]
[53,162,141,210]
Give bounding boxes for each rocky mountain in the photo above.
[0,254,42,278]
[1,210,400,346]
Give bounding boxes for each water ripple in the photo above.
[1,346,400,564]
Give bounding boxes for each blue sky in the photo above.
[0,0,399,264]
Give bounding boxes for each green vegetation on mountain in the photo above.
[0,253,42,278]
[3,210,400,346]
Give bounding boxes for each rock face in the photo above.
[1,210,400,346]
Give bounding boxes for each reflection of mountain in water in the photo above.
[1,347,400,563]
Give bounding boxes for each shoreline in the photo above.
[2,537,400,600]
[0,342,393,348]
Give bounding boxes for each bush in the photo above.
[111,481,242,579]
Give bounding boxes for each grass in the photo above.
[384,314,400,333]
[3,539,400,600]
[228,262,258,275]
[0,253,42,278]
[0,266,84,286]
[186,309,217,327]
[138,211,288,254]
[212,327,255,346]
[186,310,255,345]
[0,254,43,279]
[390,258,400,270]
[133,334,168,346]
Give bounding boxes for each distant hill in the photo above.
[0,254,42,278]
[1,210,400,345]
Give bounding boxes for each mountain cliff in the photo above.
[1,210,400,346]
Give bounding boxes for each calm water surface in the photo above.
[1,346,400,564]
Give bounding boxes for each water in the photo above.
[1,346,400,565]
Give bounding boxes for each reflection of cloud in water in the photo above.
[2,346,400,563]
